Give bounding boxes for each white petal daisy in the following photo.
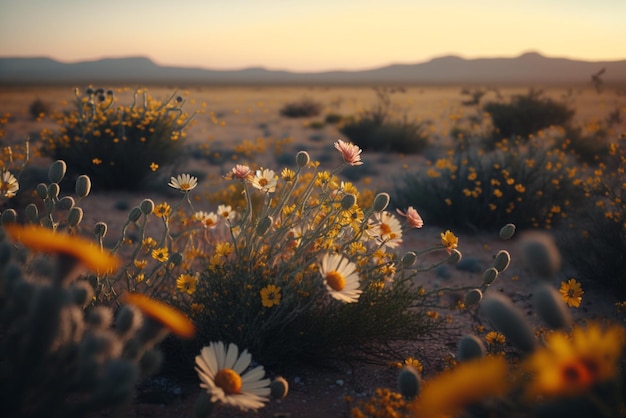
[367,211,403,249]
[168,173,198,192]
[195,341,271,411]
[250,168,277,193]
[319,253,362,303]
[1,171,19,198]
[194,211,219,229]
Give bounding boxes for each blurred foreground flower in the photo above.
[4,223,119,274]
[123,292,195,338]
[195,341,271,411]
[412,356,509,417]
[524,322,625,400]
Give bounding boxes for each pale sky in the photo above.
[0,0,624,72]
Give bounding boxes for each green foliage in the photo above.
[279,97,323,118]
[483,89,575,145]
[339,87,430,154]
[40,87,195,191]
[394,136,586,231]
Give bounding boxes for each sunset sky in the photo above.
[1,0,624,72]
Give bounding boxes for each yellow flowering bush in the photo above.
[40,87,195,190]
[395,135,587,230]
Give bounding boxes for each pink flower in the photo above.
[396,206,423,229]
[227,164,251,180]
[334,139,363,166]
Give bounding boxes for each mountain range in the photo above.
[1,52,625,85]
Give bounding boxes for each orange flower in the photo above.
[4,224,118,273]
[123,292,195,338]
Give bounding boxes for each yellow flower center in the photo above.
[258,178,269,187]
[180,182,191,190]
[214,368,242,394]
[325,271,346,291]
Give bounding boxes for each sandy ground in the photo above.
[2,84,624,417]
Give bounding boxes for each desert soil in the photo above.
[1,85,622,418]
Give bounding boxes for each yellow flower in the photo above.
[92,158,102,165]
[150,162,159,171]
[559,278,584,308]
[134,259,147,269]
[4,224,119,274]
[151,247,169,262]
[412,356,508,417]
[485,331,506,345]
[123,292,195,338]
[524,322,625,400]
[177,273,198,295]
[153,202,171,218]
[142,237,157,249]
[440,230,458,253]
[260,284,281,308]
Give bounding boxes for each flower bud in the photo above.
[86,306,114,329]
[481,267,499,286]
[128,206,142,222]
[532,282,572,330]
[48,160,67,183]
[493,250,511,273]
[1,209,17,224]
[270,376,289,399]
[520,231,561,280]
[115,305,143,339]
[57,196,75,210]
[481,292,537,353]
[94,222,108,238]
[47,183,60,199]
[372,193,390,212]
[340,194,357,210]
[398,366,421,400]
[464,288,483,306]
[25,203,39,223]
[499,223,516,240]
[447,249,462,264]
[71,280,94,308]
[401,251,417,267]
[140,199,155,215]
[456,334,486,362]
[68,207,83,227]
[36,183,48,199]
[75,175,91,198]
[255,216,272,236]
[296,150,310,168]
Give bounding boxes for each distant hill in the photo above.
[1,52,625,85]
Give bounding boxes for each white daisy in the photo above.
[319,253,362,303]
[250,168,277,193]
[195,341,271,411]
[168,173,198,192]
[194,211,219,229]
[217,204,236,222]
[367,211,403,249]
[1,171,19,198]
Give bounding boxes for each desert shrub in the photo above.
[339,87,430,154]
[324,113,344,124]
[307,120,326,130]
[40,87,195,190]
[394,136,586,231]
[483,88,575,146]
[279,97,323,118]
[28,98,52,120]
[561,139,626,295]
